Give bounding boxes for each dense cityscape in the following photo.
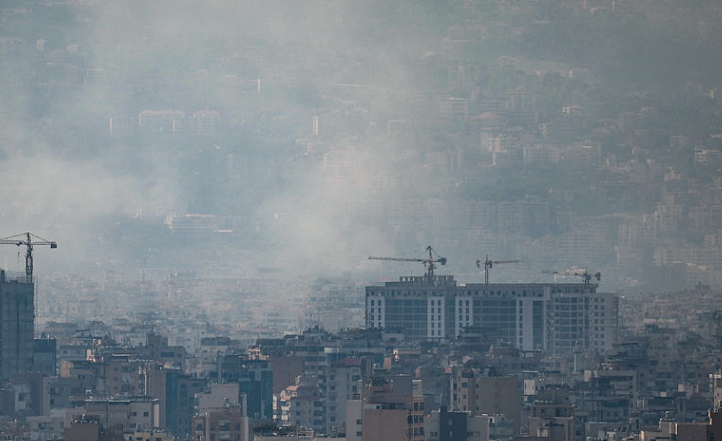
[2,0,722,440]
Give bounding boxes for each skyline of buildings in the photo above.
[2,0,722,439]
[1,261,722,441]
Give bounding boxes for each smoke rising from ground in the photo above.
[0,0,432,280]
[3,0,720,291]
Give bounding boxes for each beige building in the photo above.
[451,369,522,435]
[277,375,323,432]
[528,388,575,441]
[361,375,424,441]
[81,396,160,432]
[104,354,144,397]
[193,383,249,441]
[192,405,248,441]
[130,430,172,441]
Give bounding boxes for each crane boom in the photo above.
[0,232,57,283]
[368,256,429,262]
[369,245,447,284]
[476,255,522,284]
[542,268,600,285]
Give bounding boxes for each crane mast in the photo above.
[0,232,57,283]
[476,255,522,284]
[369,245,447,285]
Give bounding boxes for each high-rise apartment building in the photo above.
[0,270,35,379]
[365,275,618,355]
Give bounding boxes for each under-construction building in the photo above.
[0,269,35,379]
[365,275,618,355]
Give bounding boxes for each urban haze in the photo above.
[2,0,722,440]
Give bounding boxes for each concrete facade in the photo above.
[366,276,618,355]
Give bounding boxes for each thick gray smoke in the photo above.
[0,0,434,280]
[3,0,720,292]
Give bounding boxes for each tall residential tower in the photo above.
[0,269,35,379]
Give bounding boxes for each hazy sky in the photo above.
[1,0,721,291]
[0,0,431,280]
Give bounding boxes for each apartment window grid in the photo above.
[428,296,445,338]
[366,281,613,354]
[456,296,474,336]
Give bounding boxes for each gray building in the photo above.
[365,275,618,355]
[0,270,35,379]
